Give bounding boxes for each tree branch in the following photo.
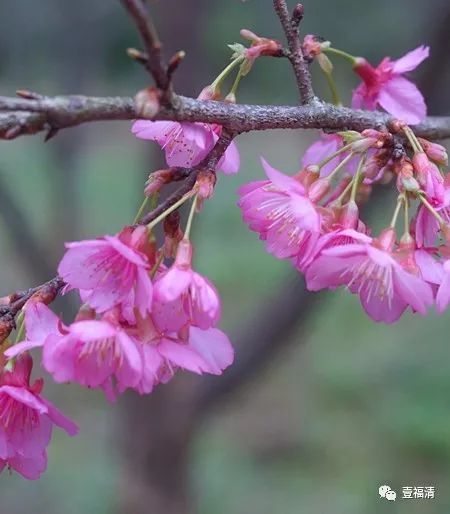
[138,129,235,225]
[0,277,64,342]
[273,1,315,104]
[120,0,172,102]
[0,94,449,140]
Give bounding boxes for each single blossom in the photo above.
[306,229,434,323]
[238,158,321,260]
[154,240,221,330]
[6,304,143,400]
[132,87,240,174]
[0,354,77,480]
[352,45,429,124]
[132,120,240,174]
[58,228,153,324]
[42,316,142,401]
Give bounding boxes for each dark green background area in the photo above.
[0,1,449,513]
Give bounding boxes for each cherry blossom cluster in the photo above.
[239,42,450,323]
[0,218,234,478]
[0,22,446,481]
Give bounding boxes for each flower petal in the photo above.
[260,157,305,195]
[392,45,429,74]
[378,76,427,124]
[188,327,234,375]
[218,140,240,174]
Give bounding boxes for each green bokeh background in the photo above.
[0,1,449,513]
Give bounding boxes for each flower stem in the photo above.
[390,194,404,228]
[334,179,354,205]
[133,196,150,225]
[403,196,410,236]
[150,251,165,279]
[317,141,355,170]
[211,56,245,93]
[147,191,194,231]
[324,47,358,65]
[327,151,355,181]
[14,311,25,343]
[350,154,366,202]
[418,194,445,225]
[184,194,198,240]
[150,192,158,209]
[403,125,423,153]
[324,71,342,106]
[229,63,246,97]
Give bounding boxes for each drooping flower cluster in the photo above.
[239,123,449,323]
[1,209,233,480]
[236,40,442,323]
[6,227,233,401]
[0,24,444,483]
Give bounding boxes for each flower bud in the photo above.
[302,34,330,60]
[339,200,359,229]
[224,92,237,104]
[196,170,216,200]
[308,177,330,203]
[350,137,378,152]
[396,158,420,193]
[144,169,173,196]
[337,130,361,143]
[198,85,220,101]
[418,138,448,167]
[317,53,333,74]
[134,87,161,119]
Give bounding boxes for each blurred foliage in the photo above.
[0,0,449,513]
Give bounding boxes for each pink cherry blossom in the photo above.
[238,158,321,260]
[352,45,429,124]
[306,229,434,323]
[301,228,372,273]
[42,316,142,400]
[58,228,153,324]
[154,240,221,329]
[0,355,78,480]
[132,103,240,175]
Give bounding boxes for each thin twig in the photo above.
[138,129,235,225]
[0,277,64,342]
[120,0,173,103]
[273,0,315,104]
[0,94,449,140]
